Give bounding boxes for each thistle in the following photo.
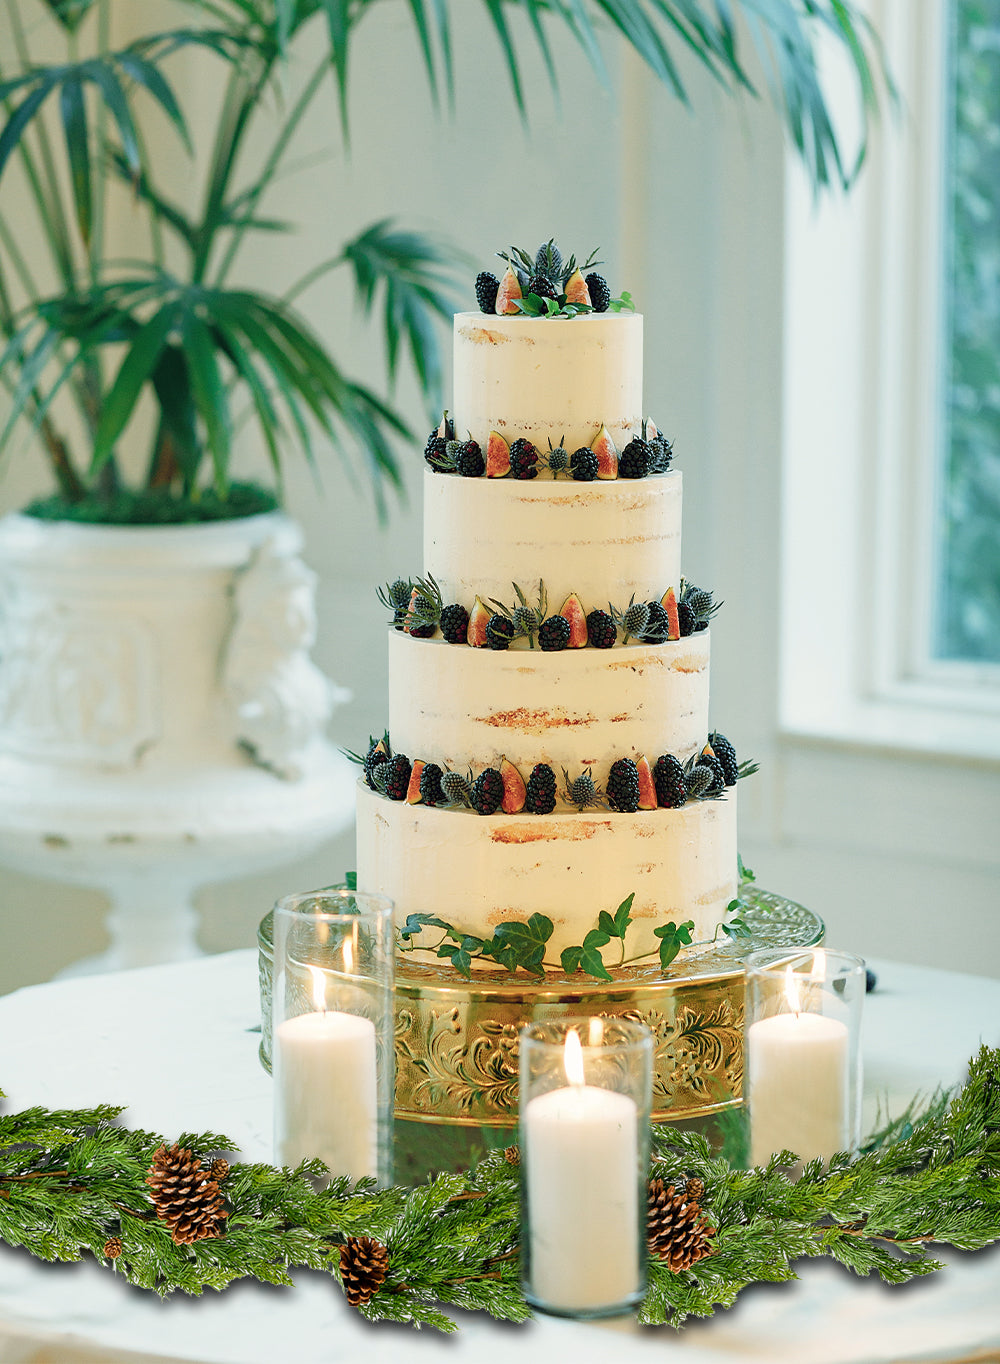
[561,766,604,810]
[376,577,413,627]
[610,593,651,645]
[544,437,570,478]
[440,770,473,807]
[491,580,548,649]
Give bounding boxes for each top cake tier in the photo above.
[453,311,643,453]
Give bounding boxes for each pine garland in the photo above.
[1,1046,998,1333]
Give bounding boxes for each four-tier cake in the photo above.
[354,244,753,977]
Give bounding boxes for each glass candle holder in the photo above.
[272,888,394,1185]
[745,947,865,1169]
[519,1016,653,1318]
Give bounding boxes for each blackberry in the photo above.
[441,770,472,807]
[486,613,515,650]
[419,761,446,806]
[684,763,714,800]
[424,432,449,470]
[408,620,435,639]
[618,437,652,479]
[440,603,470,644]
[509,437,538,481]
[678,600,696,637]
[570,447,598,481]
[471,766,504,816]
[587,608,617,649]
[653,754,687,808]
[707,731,739,786]
[607,757,640,812]
[640,600,671,643]
[384,753,411,801]
[525,763,557,814]
[527,272,558,300]
[586,272,611,312]
[538,614,571,651]
[476,271,500,314]
[456,439,484,478]
[562,766,603,810]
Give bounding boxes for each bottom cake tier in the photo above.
[356,780,738,966]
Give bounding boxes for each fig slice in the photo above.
[563,268,591,307]
[592,425,618,479]
[636,756,657,810]
[660,586,680,641]
[486,430,511,478]
[467,596,491,647]
[500,756,527,813]
[406,759,425,804]
[559,592,588,648]
[495,266,523,316]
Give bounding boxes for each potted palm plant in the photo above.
[0,0,886,972]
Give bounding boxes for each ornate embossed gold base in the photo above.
[258,889,823,1180]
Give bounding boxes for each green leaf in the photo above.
[612,891,635,938]
[560,945,583,974]
[579,944,613,981]
[90,303,177,473]
[319,0,353,134]
[149,344,201,483]
[84,62,140,175]
[181,310,232,494]
[583,927,611,950]
[738,854,756,883]
[0,83,55,188]
[398,913,452,941]
[58,74,91,246]
[493,913,553,949]
[41,0,96,32]
[653,918,694,970]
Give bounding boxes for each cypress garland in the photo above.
[0,1045,998,1333]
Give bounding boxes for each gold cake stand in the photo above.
[258,889,823,1180]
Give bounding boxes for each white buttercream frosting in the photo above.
[453,311,643,454]
[424,468,682,610]
[356,780,737,968]
[388,628,709,774]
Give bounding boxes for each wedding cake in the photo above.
[354,243,753,976]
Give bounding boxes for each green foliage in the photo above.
[0,0,888,523]
[1,1048,999,1330]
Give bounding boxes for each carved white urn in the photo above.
[0,511,353,974]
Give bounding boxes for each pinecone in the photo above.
[441,770,472,807]
[619,437,652,479]
[525,763,557,814]
[471,767,504,816]
[503,1144,521,1166]
[707,732,739,786]
[647,1178,715,1271]
[510,437,538,480]
[476,270,500,314]
[607,758,640,812]
[570,447,598,481]
[208,1158,230,1183]
[103,1237,123,1260]
[587,608,617,649]
[562,766,602,810]
[146,1144,227,1246]
[440,603,470,644]
[640,600,671,643]
[339,1235,390,1307]
[419,761,446,806]
[653,754,687,808]
[538,614,571,651]
[586,272,611,312]
[383,753,412,801]
[486,613,516,650]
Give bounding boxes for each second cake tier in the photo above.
[388,628,710,774]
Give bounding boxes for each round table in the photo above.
[0,951,998,1364]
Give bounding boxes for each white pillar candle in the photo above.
[748,1007,849,1167]
[523,1031,640,1313]
[273,970,378,1180]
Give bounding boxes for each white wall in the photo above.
[0,3,997,992]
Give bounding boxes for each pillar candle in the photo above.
[523,1037,640,1313]
[748,1009,849,1167]
[274,1008,378,1180]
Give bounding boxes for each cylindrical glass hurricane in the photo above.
[272,888,394,1185]
[519,1016,653,1318]
[745,947,864,1170]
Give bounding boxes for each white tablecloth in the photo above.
[0,951,998,1364]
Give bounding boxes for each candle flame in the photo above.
[588,1015,604,1048]
[343,936,354,976]
[563,1028,585,1087]
[308,965,327,1013]
[810,947,826,981]
[784,964,801,1015]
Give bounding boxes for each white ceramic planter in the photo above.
[0,511,353,973]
